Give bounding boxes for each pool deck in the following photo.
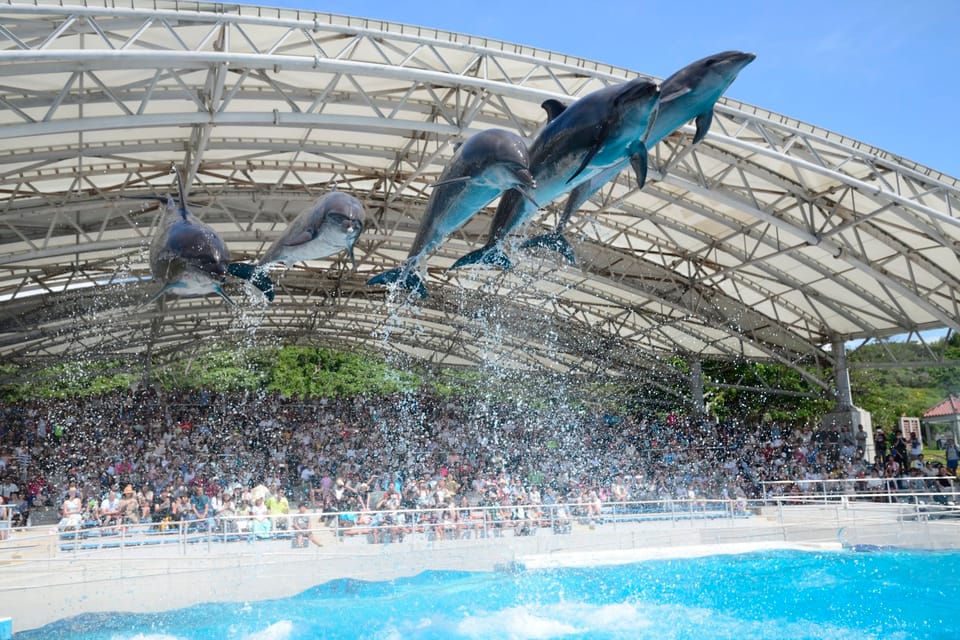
[2,502,959,634]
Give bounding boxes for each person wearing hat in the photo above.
[118,484,140,525]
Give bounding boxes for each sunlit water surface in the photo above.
[18,549,956,640]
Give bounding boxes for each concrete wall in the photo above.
[2,506,959,634]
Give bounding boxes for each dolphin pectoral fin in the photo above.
[519,232,576,264]
[566,145,601,185]
[556,181,593,234]
[432,175,473,188]
[449,246,513,271]
[660,85,693,103]
[283,230,314,247]
[228,262,275,302]
[145,285,169,306]
[347,245,358,272]
[567,120,611,184]
[629,143,649,189]
[366,267,428,298]
[513,186,541,210]
[214,286,236,306]
[541,99,567,122]
[693,110,714,144]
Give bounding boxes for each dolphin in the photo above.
[521,50,756,262]
[227,190,366,302]
[147,167,233,305]
[448,76,661,271]
[366,128,536,297]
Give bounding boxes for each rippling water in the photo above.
[18,548,957,639]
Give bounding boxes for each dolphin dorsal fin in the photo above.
[541,99,568,122]
[172,166,189,221]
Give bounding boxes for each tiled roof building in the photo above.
[923,396,960,444]
[923,396,960,419]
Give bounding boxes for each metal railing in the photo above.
[3,488,959,558]
[760,476,959,504]
[2,497,750,556]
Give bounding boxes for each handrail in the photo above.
[760,476,959,505]
[2,489,957,559]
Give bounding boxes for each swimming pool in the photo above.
[17,548,955,639]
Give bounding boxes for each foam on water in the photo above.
[17,549,958,640]
[243,620,294,640]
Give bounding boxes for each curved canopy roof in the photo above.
[1,1,958,395]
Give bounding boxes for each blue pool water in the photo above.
[18,548,957,639]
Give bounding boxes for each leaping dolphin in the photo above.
[521,50,756,262]
[366,128,536,298]
[448,76,660,271]
[147,167,233,305]
[228,190,366,302]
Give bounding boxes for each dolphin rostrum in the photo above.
[448,76,661,271]
[228,190,366,302]
[366,128,535,297]
[521,51,756,262]
[147,167,233,305]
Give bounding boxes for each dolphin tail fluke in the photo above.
[519,232,576,264]
[449,246,513,271]
[227,262,275,302]
[366,266,428,298]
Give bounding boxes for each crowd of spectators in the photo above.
[0,387,956,538]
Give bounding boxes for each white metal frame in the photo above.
[0,1,958,393]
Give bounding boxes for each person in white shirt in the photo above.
[100,490,121,526]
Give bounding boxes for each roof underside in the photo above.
[0,1,958,393]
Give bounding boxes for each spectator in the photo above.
[291,503,322,548]
[58,486,84,531]
[945,438,960,476]
[152,488,173,525]
[190,484,213,531]
[908,433,923,464]
[0,475,18,501]
[265,487,290,530]
[855,425,868,456]
[118,484,140,524]
[100,489,121,527]
[874,428,887,463]
[250,496,272,539]
[9,491,29,527]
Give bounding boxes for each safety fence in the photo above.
[3,486,960,558]
[760,476,959,504]
[3,497,750,555]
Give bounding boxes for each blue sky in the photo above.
[253,0,960,180]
